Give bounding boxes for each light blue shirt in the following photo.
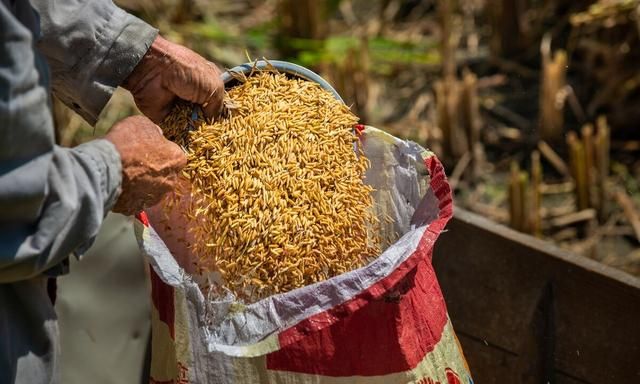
[0,0,157,382]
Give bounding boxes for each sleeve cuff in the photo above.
[73,139,123,213]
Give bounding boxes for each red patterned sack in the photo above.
[136,126,473,384]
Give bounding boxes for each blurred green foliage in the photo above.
[173,19,440,72]
[296,36,440,74]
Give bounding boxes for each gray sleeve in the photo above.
[0,3,122,283]
[30,0,158,125]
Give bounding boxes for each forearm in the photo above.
[0,141,122,283]
[31,0,158,125]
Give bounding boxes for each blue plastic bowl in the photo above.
[221,60,344,103]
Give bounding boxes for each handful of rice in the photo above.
[161,69,379,301]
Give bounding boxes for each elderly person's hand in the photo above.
[123,35,224,123]
[106,115,187,215]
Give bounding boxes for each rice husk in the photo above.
[160,69,379,301]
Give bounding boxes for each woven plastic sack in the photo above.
[135,126,473,384]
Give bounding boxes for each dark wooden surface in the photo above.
[433,208,640,384]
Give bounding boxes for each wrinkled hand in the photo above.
[106,116,187,216]
[123,35,224,123]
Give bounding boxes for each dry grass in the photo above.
[161,70,380,301]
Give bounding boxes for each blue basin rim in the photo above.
[221,60,344,103]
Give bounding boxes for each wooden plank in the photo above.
[556,371,592,384]
[455,333,519,383]
[433,208,640,383]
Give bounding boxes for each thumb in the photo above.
[202,84,224,120]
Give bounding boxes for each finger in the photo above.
[166,140,187,169]
[167,60,224,120]
[144,119,165,137]
[138,87,176,123]
[154,95,179,123]
[129,115,165,140]
[201,63,224,120]
[202,79,224,121]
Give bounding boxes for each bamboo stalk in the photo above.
[434,80,450,161]
[438,0,455,80]
[489,0,525,57]
[447,80,468,159]
[567,131,578,182]
[348,37,370,121]
[519,171,530,234]
[575,141,589,212]
[539,37,567,145]
[462,69,482,179]
[277,0,327,58]
[462,70,480,147]
[596,116,610,222]
[531,150,543,237]
[509,161,522,231]
[567,131,589,211]
[582,124,595,207]
[435,78,468,165]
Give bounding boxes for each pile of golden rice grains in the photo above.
[160,68,381,301]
